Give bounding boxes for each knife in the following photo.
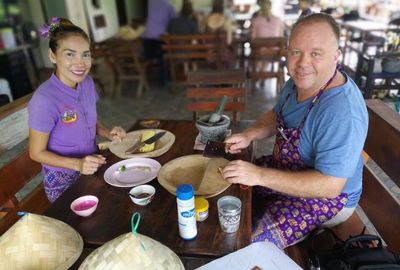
[125,131,166,154]
[205,140,250,190]
[203,140,235,160]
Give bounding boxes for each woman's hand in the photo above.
[221,160,263,186]
[79,154,106,175]
[224,133,252,154]
[109,126,126,142]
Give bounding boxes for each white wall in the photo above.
[65,0,89,34]
[84,0,119,42]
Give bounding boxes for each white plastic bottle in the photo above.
[176,184,197,240]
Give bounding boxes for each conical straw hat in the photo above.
[0,213,83,270]
[207,13,226,30]
[79,232,184,270]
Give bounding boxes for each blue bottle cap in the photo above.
[176,184,194,200]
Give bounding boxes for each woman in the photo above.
[29,18,126,202]
[251,0,285,39]
[206,0,234,44]
[167,0,198,35]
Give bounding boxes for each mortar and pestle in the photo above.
[195,96,230,143]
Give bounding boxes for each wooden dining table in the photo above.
[43,119,254,269]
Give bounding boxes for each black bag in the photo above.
[308,228,400,270]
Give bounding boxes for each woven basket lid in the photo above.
[158,154,231,198]
[79,232,184,270]
[109,129,175,159]
[0,213,83,270]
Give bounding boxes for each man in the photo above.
[221,13,368,249]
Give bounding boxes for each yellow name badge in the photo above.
[61,110,78,124]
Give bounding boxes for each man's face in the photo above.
[287,22,341,96]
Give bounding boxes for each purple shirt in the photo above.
[142,0,177,39]
[28,74,98,171]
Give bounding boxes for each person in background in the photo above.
[299,0,313,17]
[142,0,177,86]
[167,0,198,35]
[221,13,368,249]
[251,0,285,39]
[29,18,126,203]
[206,0,235,45]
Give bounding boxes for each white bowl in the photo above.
[70,195,99,217]
[129,185,155,206]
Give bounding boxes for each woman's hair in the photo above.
[181,0,194,17]
[259,0,272,21]
[291,13,340,46]
[211,0,224,13]
[46,18,90,53]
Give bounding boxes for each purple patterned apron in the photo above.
[43,167,80,203]
[252,69,348,249]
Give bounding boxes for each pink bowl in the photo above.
[70,195,98,217]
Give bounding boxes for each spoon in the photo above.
[128,192,151,199]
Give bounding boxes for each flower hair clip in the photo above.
[39,17,61,39]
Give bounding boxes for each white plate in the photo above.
[104,158,161,187]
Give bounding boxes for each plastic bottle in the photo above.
[176,184,197,240]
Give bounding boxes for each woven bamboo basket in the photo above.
[0,213,83,270]
[79,232,184,270]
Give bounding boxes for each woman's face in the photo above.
[49,35,91,88]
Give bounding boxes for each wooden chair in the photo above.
[354,51,400,98]
[186,69,246,122]
[248,37,287,93]
[161,33,226,89]
[90,42,117,96]
[106,39,149,98]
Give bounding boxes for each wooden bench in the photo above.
[248,37,287,93]
[0,94,49,235]
[161,33,226,88]
[286,99,400,268]
[186,70,247,122]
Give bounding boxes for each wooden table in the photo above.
[44,120,253,268]
[340,20,391,66]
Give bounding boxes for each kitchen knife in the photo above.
[203,140,235,160]
[205,140,250,190]
[125,131,166,154]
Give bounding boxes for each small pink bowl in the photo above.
[70,195,98,217]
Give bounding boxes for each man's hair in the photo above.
[291,13,340,45]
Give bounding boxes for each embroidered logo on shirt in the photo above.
[61,109,78,123]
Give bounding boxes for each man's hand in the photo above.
[221,160,263,186]
[79,154,106,175]
[224,133,252,154]
[109,126,126,142]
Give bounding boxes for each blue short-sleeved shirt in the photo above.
[273,74,368,207]
[28,74,98,172]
